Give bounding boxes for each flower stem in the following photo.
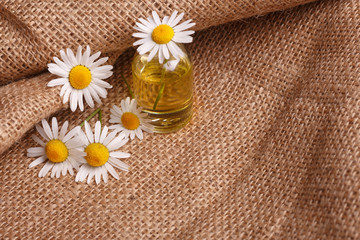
[121,73,135,99]
[80,108,102,127]
[153,60,168,110]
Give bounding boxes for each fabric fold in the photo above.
[0,0,316,85]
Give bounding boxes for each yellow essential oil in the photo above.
[131,47,193,133]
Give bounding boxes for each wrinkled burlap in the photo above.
[1,0,360,239]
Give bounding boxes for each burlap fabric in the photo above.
[1,0,360,239]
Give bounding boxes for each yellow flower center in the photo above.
[45,139,69,163]
[121,112,140,130]
[151,24,174,44]
[84,143,109,167]
[69,65,92,89]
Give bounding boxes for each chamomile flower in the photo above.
[27,118,85,178]
[47,45,113,112]
[133,10,195,63]
[75,121,130,184]
[109,97,153,140]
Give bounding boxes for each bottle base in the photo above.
[143,103,193,133]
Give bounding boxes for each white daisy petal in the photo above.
[83,88,95,108]
[133,38,151,46]
[99,126,108,143]
[92,78,112,88]
[94,121,101,143]
[60,82,70,97]
[48,64,68,78]
[136,128,144,140]
[152,11,161,26]
[110,151,131,159]
[95,168,102,185]
[138,41,156,55]
[64,138,84,149]
[87,51,101,66]
[47,78,67,87]
[63,126,81,143]
[167,42,181,59]
[136,22,152,33]
[112,105,123,115]
[162,16,169,25]
[70,90,78,112]
[63,87,72,104]
[167,10,178,26]
[169,12,184,27]
[35,124,50,141]
[91,71,113,80]
[27,147,45,157]
[162,44,170,60]
[130,131,135,140]
[29,155,47,168]
[38,161,54,178]
[81,45,91,65]
[108,124,124,131]
[62,162,69,176]
[102,130,118,146]
[78,90,84,111]
[134,26,145,33]
[50,163,58,178]
[172,35,193,43]
[107,137,128,151]
[75,165,87,182]
[59,121,69,140]
[66,48,77,66]
[51,117,58,139]
[67,156,82,171]
[158,45,164,64]
[68,149,86,157]
[147,16,156,27]
[105,163,119,180]
[173,20,195,31]
[139,17,156,29]
[68,163,75,176]
[102,167,108,183]
[77,129,89,146]
[170,41,185,57]
[109,158,129,172]
[31,134,45,146]
[87,86,102,104]
[90,83,107,98]
[76,45,82,63]
[60,49,72,68]
[87,167,95,184]
[109,115,121,123]
[53,57,70,71]
[174,30,195,36]
[132,32,149,38]
[42,119,53,140]
[91,65,113,74]
[147,44,159,62]
[89,57,108,69]
[84,121,94,143]
[121,99,128,112]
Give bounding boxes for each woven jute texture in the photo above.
[1,0,360,239]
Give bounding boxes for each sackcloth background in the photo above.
[1,0,360,239]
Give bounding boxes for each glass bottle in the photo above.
[131,44,193,133]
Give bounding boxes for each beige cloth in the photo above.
[1,0,360,238]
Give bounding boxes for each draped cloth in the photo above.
[1,0,360,238]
